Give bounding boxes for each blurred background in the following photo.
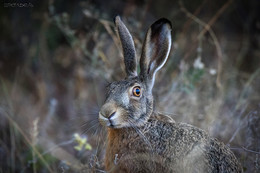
[0,0,259,172]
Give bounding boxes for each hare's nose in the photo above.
[108,111,116,119]
[100,101,117,118]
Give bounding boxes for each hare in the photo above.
[98,16,242,173]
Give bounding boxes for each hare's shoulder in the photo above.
[149,112,207,134]
[146,115,210,144]
[150,112,175,123]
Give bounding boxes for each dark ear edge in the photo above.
[139,18,172,91]
[150,18,172,39]
[114,15,137,78]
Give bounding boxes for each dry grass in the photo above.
[0,0,259,172]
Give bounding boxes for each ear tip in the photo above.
[152,18,172,30]
[114,15,121,24]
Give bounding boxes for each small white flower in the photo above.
[193,56,204,69]
[209,68,217,75]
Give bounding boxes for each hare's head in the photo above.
[99,16,172,128]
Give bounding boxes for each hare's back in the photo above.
[205,138,242,172]
[106,118,241,172]
[144,118,242,172]
[108,119,209,172]
[146,119,209,158]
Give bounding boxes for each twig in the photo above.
[198,0,233,38]
[179,0,233,89]
[99,19,121,52]
[235,68,260,110]
[242,147,260,155]
[82,11,125,74]
[99,19,125,74]
[181,0,208,34]
[31,118,39,173]
[227,105,248,144]
[231,146,260,155]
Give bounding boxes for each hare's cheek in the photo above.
[115,92,129,107]
[121,92,130,105]
[98,116,110,127]
[109,108,129,127]
[128,100,142,116]
[132,100,140,109]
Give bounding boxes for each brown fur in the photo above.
[104,114,242,172]
[99,16,242,173]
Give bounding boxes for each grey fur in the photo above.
[140,18,172,91]
[115,16,137,77]
[99,17,242,173]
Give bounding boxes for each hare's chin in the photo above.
[99,114,123,128]
[100,121,123,129]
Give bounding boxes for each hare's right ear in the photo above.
[140,18,172,92]
[115,16,137,78]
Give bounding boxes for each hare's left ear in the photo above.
[139,18,172,92]
[115,16,137,78]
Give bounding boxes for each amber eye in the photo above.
[133,86,141,97]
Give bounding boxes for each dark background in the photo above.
[0,0,259,172]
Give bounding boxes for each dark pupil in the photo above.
[135,88,140,95]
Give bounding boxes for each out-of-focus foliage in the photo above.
[0,0,259,172]
[74,133,92,151]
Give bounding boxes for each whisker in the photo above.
[128,120,153,152]
[81,123,99,135]
[80,119,99,128]
[128,113,148,125]
[127,120,157,170]
[95,127,105,154]
[69,109,99,120]
[90,124,102,139]
[68,112,99,130]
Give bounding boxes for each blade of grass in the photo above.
[0,108,54,173]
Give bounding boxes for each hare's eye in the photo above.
[133,86,141,97]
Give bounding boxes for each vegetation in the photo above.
[0,0,259,172]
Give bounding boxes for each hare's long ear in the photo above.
[140,18,172,92]
[115,16,137,77]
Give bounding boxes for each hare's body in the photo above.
[105,114,241,172]
[99,16,242,173]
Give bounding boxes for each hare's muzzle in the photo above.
[99,102,120,128]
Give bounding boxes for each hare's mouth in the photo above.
[98,112,122,128]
